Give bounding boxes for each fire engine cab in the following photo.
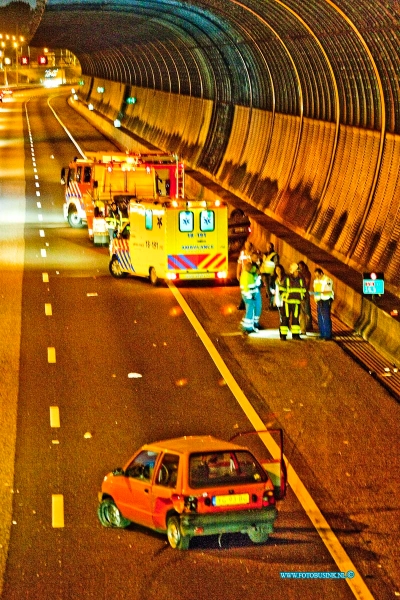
[60,152,185,241]
[109,198,228,284]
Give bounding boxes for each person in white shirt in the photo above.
[313,268,334,340]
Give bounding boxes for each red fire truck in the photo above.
[60,151,185,241]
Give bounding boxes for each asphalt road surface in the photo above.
[0,87,399,600]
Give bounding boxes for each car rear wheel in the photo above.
[109,256,128,278]
[247,527,269,544]
[67,207,84,228]
[149,266,158,286]
[167,516,190,550]
[98,498,131,528]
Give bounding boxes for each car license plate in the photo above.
[180,272,212,280]
[212,493,249,507]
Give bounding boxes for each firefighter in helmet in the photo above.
[278,263,306,340]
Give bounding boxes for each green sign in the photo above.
[363,272,384,295]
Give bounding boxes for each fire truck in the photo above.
[60,151,185,241]
[109,198,228,284]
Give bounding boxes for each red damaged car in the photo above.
[98,432,287,550]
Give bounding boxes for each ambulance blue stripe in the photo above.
[168,255,197,270]
[117,250,134,273]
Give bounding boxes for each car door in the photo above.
[114,450,159,527]
[151,453,181,530]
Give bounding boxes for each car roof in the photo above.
[143,435,248,454]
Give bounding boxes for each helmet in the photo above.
[289,262,299,274]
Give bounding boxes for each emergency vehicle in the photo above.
[109,198,228,284]
[60,152,184,241]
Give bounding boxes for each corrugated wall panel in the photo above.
[352,133,400,276]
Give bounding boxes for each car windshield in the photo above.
[189,450,267,489]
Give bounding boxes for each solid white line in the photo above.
[48,96,87,159]
[168,282,374,600]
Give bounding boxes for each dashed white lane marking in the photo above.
[42,273,49,283]
[41,249,47,258]
[39,229,45,237]
[38,214,43,221]
[168,282,375,600]
[50,406,60,428]
[45,303,52,316]
[48,347,56,363]
[37,201,42,208]
[52,495,64,528]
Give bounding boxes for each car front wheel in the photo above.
[247,527,269,544]
[97,498,131,528]
[167,516,190,550]
[67,207,84,228]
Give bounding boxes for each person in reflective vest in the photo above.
[313,268,334,340]
[273,264,287,338]
[278,263,306,340]
[260,242,279,310]
[106,201,121,240]
[237,240,254,310]
[240,255,262,333]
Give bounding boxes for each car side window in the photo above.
[156,453,180,488]
[125,450,159,482]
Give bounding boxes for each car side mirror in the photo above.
[112,467,125,476]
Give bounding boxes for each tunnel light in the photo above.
[114,119,121,128]
[88,103,94,111]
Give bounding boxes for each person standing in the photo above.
[239,255,262,333]
[237,240,254,310]
[273,264,287,339]
[278,263,306,340]
[298,260,313,334]
[313,268,334,340]
[260,242,280,310]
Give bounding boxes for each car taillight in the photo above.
[262,490,275,507]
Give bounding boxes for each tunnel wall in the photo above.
[27,0,400,297]
[76,78,400,297]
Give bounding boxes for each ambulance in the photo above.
[109,198,228,284]
[60,152,184,242]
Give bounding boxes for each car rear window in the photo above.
[189,450,267,489]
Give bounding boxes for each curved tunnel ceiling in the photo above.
[29,0,399,130]
[21,1,400,290]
